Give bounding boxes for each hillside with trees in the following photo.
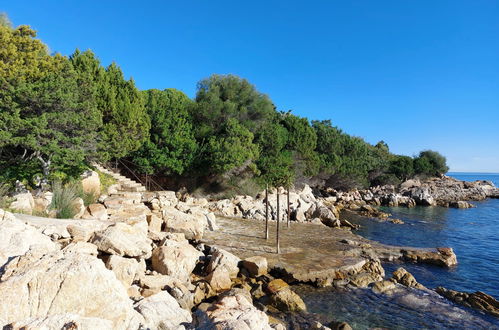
[0,15,449,195]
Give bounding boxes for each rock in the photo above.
[269,286,307,312]
[62,242,98,256]
[0,211,57,269]
[206,248,241,278]
[242,256,268,277]
[162,207,205,240]
[81,170,101,195]
[134,291,192,329]
[350,272,383,288]
[205,212,218,231]
[91,221,152,258]
[9,192,35,215]
[0,249,143,329]
[371,280,397,294]
[66,224,94,242]
[411,187,436,206]
[151,240,203,283]
[33,191,52,214]
[206,267,233,291]
[449,201,474,209]
[402,247,457,267]
[146,214,163,232]
[139,274,177,294]
[87,203,108,220]
[194,291,272,330]
[5,313,113,329]
[266,279,289,294]
[72,197,86,219]
[391,267,426,289]
[104,255,142,288]
[436,287,499,317]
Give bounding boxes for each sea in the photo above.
[295,173,499,329]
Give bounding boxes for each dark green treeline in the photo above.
[0,17,448,192]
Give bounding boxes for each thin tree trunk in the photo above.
[265,185,269,240]
[276,189,280,254]
[287,186,290,228]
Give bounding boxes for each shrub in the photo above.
[50,181,79,219]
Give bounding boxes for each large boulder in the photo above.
[0,210,57,269]
[81,170,101,195]
[162,207,205,240]
[134,291,192,329]
[206,248,241,278]
[0,249,143,329]
[104,255,143,289]
[91,220,152,258]
[5,313,113,329]
[9,192,35,215]
[194,291,272,330]
[242,256,268,277]
[87,203,108,221]
[266,279,306,312]
[151,239,203,283]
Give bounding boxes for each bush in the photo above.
[414,150,449,176]
[0,183,12,209]
[50,181,79,219]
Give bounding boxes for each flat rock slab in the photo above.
[202,217,454,283]
[202,217,372,283]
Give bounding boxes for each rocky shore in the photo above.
[1,170,498,329]
[208,175,499,225]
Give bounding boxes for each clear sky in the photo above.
[3,1,499,172]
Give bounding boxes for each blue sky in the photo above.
[3,1,499,172]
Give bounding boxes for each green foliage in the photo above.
[205,119,259,176]
[255,118,294,187]
[0,24,101,185]
[0,183,12,209]
[389,155,414,180]
[97,170,117,194]
[414,150,449,176]
[50,181,79,219]
[193,74,275,138]
[131,89,197,175]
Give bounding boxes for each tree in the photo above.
[389,155,414,180]
[281,113,319,177]
[0,24,102,184]
[69,50,150,161]
[255,118,294,187]
[131,88,197,175]
[192,74,275,138]
[205,118,259,176]
[414,150,449,176]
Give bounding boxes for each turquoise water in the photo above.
[298,173,499,329]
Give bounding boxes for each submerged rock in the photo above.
[436,287,499,318]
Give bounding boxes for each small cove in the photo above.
[299,173,499,329]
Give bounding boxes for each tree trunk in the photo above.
[265,185,269,240]
[276,189,280,254]
[287,186,290,228]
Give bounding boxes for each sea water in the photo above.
[296,173,499,329]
